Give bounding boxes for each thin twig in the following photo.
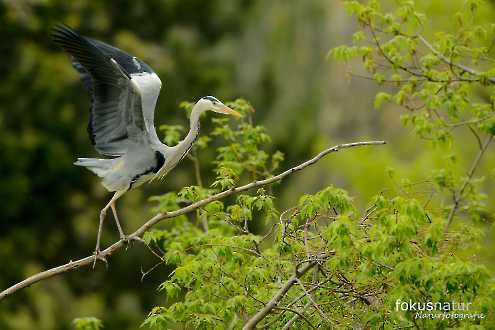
[280,301,313,330]
[468,125,483,150]
[444,135,493,233]
[418,35,495,84]
[359,204,377,225]
[261,277,333,329]
[367,25,478,84]
[295,278,331,323]
[188,150,203,187]
[242,261,318,330]
[0,140,385,301]
[446,114,495,129]
[273,306,316,329]
[140,260,166,282]
[280,265,321,330]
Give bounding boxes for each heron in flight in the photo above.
[51,25,240,265]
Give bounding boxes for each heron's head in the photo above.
[196,96,241,118]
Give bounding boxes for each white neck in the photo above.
[152,103,208,181]
[173,104,203,157]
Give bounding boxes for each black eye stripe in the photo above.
[203,96,220,104]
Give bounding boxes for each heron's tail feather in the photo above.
[74,158,114,177]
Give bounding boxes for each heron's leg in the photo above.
[93,204,111,268]
[110,202,127,241]
[93,190,125,268]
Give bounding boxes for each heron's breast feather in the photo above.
[112,161,125,171]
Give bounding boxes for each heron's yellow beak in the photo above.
[221,106,242,118]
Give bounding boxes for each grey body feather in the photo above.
[52,25,170,193]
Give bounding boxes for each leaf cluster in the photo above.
[330,0,495,226]
[143,184,494,329]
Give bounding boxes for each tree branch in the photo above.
[0,140,385,301]
[417,35,495,84]
[280,300,313,330]
[242,261,318,330]
[444,135,493,233]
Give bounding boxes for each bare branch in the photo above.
[295,278,330,323]
[242,261,318,330]
[444,135,493,233]
[359,204,377,225]
[260,277,333,329]
[188,149,203,187]
[280,301,313,330]
[0,140,385,301]
[273,305,316,329]
[445,114,495,129]
[468,125,483,150]
[280,265,320,330]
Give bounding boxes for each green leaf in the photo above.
[374,92,391,109]
[72,317,103,330]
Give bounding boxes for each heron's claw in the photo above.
[92,249,108,269]
[120,235,131,250]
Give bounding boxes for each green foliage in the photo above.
[332,0,495,226]
[159,125,184,146]
[140,91,494,327]
[72,318,103,330]
[143,184,495,329]
[210,100,280,189]
[138,2,495,329]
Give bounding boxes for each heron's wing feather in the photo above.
[51,25,157,156]
[86,38,155,75]
[87,37,165,148]
[72,60,94,93]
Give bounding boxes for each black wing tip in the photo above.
[51,23,71,32]
[50,23,83,46]
[51,23,74,37]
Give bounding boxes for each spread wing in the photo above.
[51,24,164,156]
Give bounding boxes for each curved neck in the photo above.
[174,105,203,155]
[186,106,202,142]
[153,105,203,180]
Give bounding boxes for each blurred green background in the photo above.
[0,1,494,329]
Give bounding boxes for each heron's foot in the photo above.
[129,236,144,243]
[119,234,131,249]
[120,233,128,242]
[92,249,108,269]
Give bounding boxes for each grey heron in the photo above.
[51,25,240,266]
